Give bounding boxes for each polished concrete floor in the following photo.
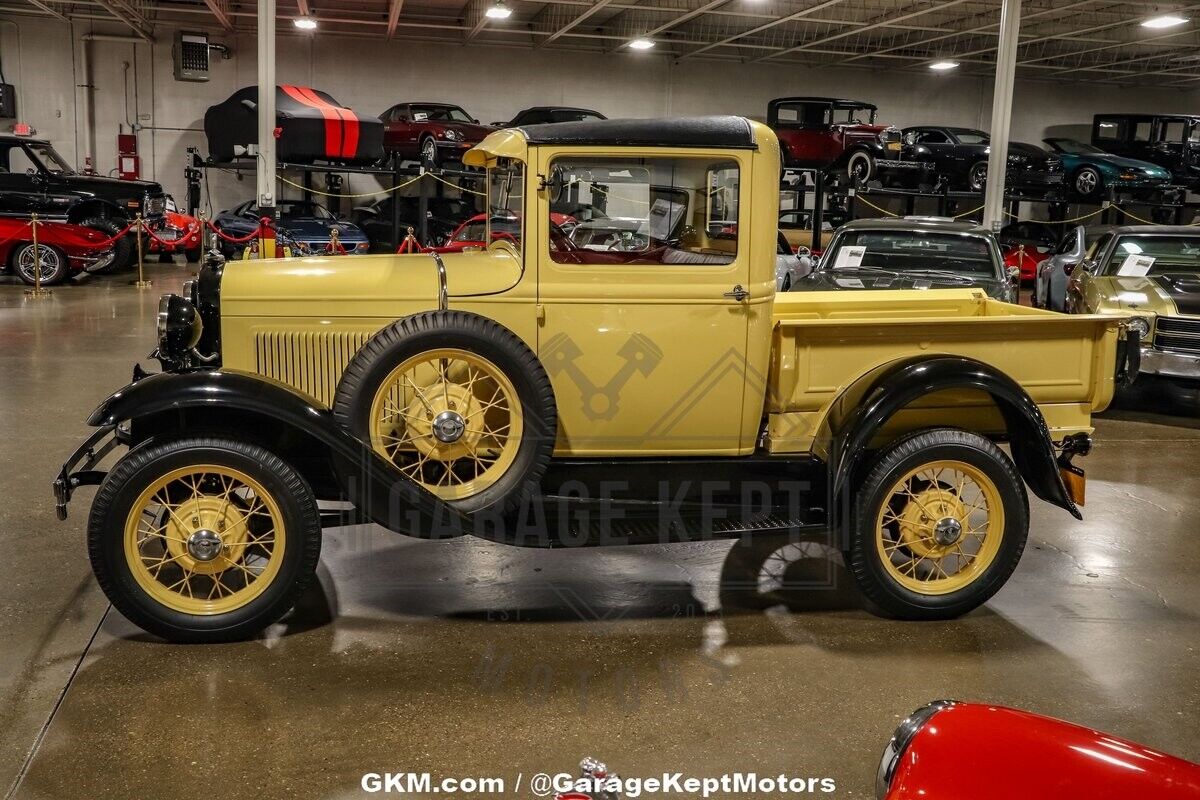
[1,266,1198,799]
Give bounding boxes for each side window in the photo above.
[549,156,739,266]
[1133,121,1152,142]
[1160,120,1186,143]
[7,145,39,174]
[1087,233,1111,262]
[1095,119,1124,142]
[918,130,949,144]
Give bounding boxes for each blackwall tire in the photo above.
[78,216,134,273]
[968,162,988,192]
[332,310,556,517]
[87,437,322,643]
[1073,167,1103,199]
[847,428,1028,620]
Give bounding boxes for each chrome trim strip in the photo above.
[429,251,448,311]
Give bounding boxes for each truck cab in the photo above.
[56,116,1136,643]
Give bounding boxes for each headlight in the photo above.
[875,700,955,799]
[156,294,202,357]
[1127,315,1151,339]
[443,129,462,141]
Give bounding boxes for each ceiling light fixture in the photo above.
[628,38,656,50]
[929,61,959,71]
[293,15,318,29]
[1142,14,1188,28]
[486,1,512,20]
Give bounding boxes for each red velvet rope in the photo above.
[80,220,136,248]
[396,234,426,254]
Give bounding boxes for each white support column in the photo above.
[983,0,1021,231]
[256,0,276,212]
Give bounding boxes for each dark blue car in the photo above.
[213,199,370,256]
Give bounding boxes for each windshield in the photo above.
[1102,235,1200,275]
[774,102,875,126]
[25,142,74,175]
[824,229,1000,276]
[486,158,525,249]
[411,105,473,123]
[1047,138,1103,155]
[276,200,333,220]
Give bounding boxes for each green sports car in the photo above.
[1044,138,1172,200]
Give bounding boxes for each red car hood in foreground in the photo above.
[882,702,1200,800]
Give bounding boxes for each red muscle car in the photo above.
[768,97,933,189]
[147,197,203,262]
[380,103,496,167]
[878,701,1200,800]
[1,217,115,285]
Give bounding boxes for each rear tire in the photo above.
[87,437,322,643]
[967,161,988,192]
[847,428,1028,620]
[78,216,133,273]
[11,242,68,285]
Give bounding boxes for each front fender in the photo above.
[83,369,470,537]
[817,355,1080,526]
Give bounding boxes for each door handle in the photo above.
[723,284,750,302]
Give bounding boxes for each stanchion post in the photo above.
[24,212,51,298]
[132,214,152,288]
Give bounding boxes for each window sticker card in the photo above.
[834,246,866,268]
[1117,254,1154,277]
[835,277,865,288]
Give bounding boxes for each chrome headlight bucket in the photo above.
[156,293,203,360]
[875,700,956,799]
[1126,315,1152,340]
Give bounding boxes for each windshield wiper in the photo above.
[904,269,980,282]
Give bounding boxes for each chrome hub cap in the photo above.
[186,529,223,562]
[432,410,466,443]
[933,517,963,546]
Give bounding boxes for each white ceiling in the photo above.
[4,0,1200,87]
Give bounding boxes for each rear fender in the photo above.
[86,370,470,537]
[815,355,1080,531]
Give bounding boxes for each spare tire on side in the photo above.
[332,310,556,517]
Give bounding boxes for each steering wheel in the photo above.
[549,224,578,253]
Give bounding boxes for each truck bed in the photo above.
[767,289,1123,454]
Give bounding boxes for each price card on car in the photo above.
[1117,254,1154,277]
[835,245,866,268]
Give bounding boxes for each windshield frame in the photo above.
[485,157,526,254]
[22,142,76,175]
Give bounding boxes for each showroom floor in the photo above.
[1,266,1198,799]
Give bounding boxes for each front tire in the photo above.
[87,437,322,643]
[11,242,67,285]
[967,161,988,192]
[420,137,439,169]
[847,428,1028,620]
[333,311,556,516]
[78,216,134,272]
[846,150,874,188]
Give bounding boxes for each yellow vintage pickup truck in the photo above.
[55,116,1136,642]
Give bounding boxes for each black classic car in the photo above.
[1092,113,1200,190]
[901,126,1064,195]
[491,107,607,127]
[795,217,1017,302]
[0,134,165,270]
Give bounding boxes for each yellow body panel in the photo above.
[218,121,1120,458]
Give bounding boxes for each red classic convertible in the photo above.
[878,701,1200,799]
[147,196,203,263]
[432,212,577,252]
[0,217,115,285]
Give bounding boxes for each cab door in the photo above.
[534,150,756,456]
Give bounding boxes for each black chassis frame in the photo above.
[53,337,1138,548]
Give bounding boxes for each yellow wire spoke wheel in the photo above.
[123,465,287,615]
[875,459,1005,596]
[368,347,524,501]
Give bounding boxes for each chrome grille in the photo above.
[254,330,372,407]
[1154,317,1200,354]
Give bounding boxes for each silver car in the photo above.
[1034,225,1110,312]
